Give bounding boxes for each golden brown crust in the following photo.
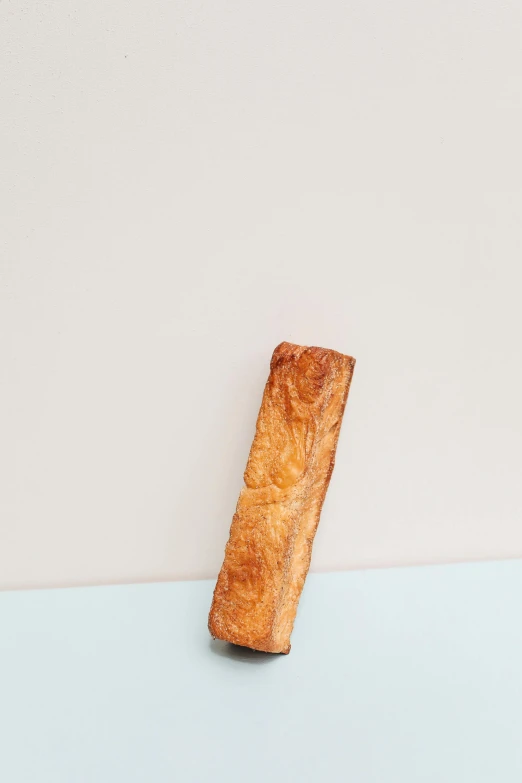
[208,342,355,653]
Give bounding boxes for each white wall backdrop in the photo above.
[1,0,521,589]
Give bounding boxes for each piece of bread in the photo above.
[208,341,355,653]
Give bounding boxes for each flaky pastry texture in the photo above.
[208,341,355,653]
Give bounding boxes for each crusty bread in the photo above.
[208,341,355,653]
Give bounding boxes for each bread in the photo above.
[208,341,355,653]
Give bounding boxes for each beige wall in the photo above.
[1,0,521,590]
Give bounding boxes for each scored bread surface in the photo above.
[208,341,355,653]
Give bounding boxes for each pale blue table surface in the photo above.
[1,560,521,782]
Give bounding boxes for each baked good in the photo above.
[208,341,355,653]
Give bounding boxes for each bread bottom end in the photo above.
[208,615,290,655]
